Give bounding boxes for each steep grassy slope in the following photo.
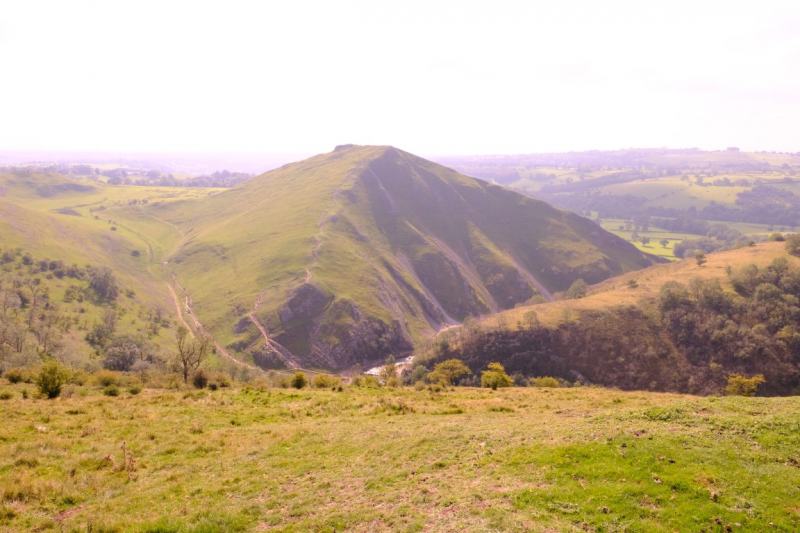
[152,145,656,370]
[2,383,799,532]
[425,242,800,394]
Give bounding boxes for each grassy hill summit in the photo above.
[151,145,657,370]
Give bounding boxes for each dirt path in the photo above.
[246,311,300,369]
[167,279,261,373]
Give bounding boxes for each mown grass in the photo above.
[1,382,798,531]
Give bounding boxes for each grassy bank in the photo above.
[1,383,798,531]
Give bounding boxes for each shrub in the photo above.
[480,362,513,390]
[724,373,765,396]
[94,370,121,387]
[192,370,208,389]
[769,232,785,242]
[127,385,142,395]
[36,360,69,399]
[4,368,26,384]
[312,374,341,389]
[427,359,471,386]
[0,392,12,400]
[103,385,120,397]
[694,251,707,267]
[68,370,88,386]
[786,234,800,257]
[530,376,562,388]
[565,279,588,299]
[352,375,380,388]
[290,371,307,389]
[208,382,219,391]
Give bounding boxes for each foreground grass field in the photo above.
[1,383,799,532]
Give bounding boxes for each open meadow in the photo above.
[1,381,799,532]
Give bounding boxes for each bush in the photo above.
[565,279,588,299]
[352,375,380,388]
[0,392,12,400]
[68,370,88,386]
[724,374,765,396]
[312,374,341,389]
[769,232,785,242]
[94,370,121,387]
[530,376,562,388]
[4,368,26,384]
[290,371,307,389]
[103,384,120,397]
[36,360,69,399]
[427,359,471,386]
[480,362,513,390]
[127,385,142,395]
[786,234,800,257]
[192,370,208,389]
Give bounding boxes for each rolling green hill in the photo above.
[150,145,657,370]
[440,148,800,259]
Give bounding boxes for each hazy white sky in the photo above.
[2,1,799,155]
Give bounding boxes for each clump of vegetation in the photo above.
[94,370,122,387]
[786,234,800,257]
[481,362,513,390]
[312,374,341,389]
[694,251,707,267]
[192,369,208,389]
[564,278,588,299]
[530,376,562,388]
[427,358,471,386]
[290,371,307,389]
[4,368,28,384]
[103,384,120,397]
[725,373,765,396]
[35,359,69,399]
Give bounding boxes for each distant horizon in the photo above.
[3,1,800,155]
[1,144,798,175]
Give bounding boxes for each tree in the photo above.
[89,267,119,302]
[427,358,471,386]
[103,335,149,371]
[174,326,210,384]
[724,374,765,396]
[565,279,588,299]
[660,239,670,249]
[480,362,513,390]
[694,251,707,267]
[86,309,117,348]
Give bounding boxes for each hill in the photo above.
[422,242,800,395]
[149,145,657,370]
[0,169,224,369]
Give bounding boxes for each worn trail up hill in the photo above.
[152,145,657,369]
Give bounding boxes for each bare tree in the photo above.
[174,326,210,384]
